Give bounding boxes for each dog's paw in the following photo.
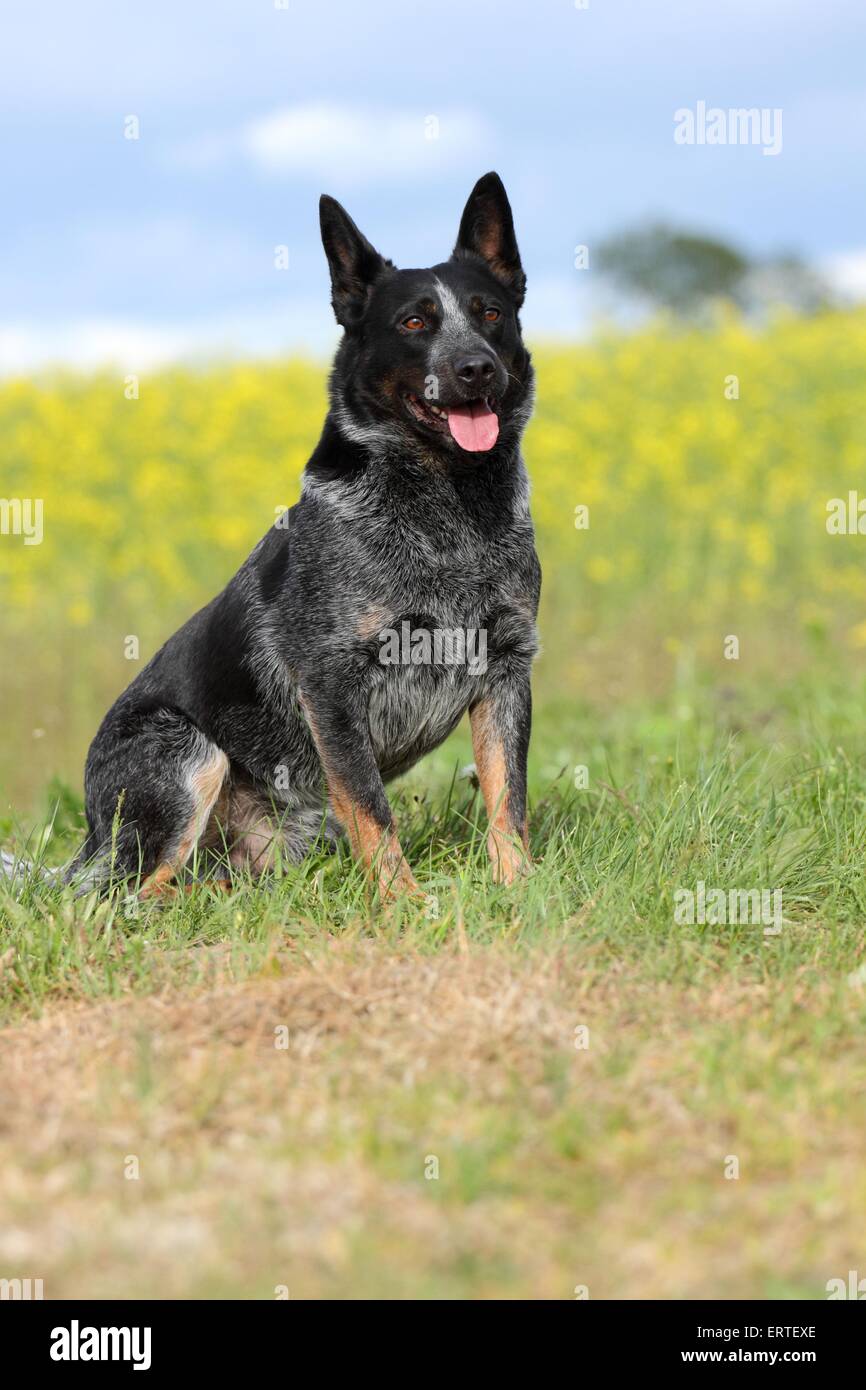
[488,832,533,886]
[377,860,425,904]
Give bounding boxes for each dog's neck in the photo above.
[302,410,531,538]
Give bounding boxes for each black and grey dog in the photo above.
[69,172,541,899]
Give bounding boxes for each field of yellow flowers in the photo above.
[1,309,865,811]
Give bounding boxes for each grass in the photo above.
[3,672,866,1298]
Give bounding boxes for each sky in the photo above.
[1,0,864,371]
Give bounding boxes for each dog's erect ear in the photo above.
[319,195,392,328]
[453,171,526,306]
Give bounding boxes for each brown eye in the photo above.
[484,307,500,322]
[402,315,425,331]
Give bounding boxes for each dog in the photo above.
[63,171,540,900]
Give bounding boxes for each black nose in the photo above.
[454,353,496,391]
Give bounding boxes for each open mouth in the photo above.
[402,392,500,453]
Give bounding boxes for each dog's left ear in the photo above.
[453,172,526,306]
[319,195,393,328]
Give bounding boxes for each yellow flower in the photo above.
[1,309,864,670]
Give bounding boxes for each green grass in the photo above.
[3,672,866,1298]
[4,665,866,1016]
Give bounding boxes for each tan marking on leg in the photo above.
[187,877,233,894]
[470,699,531,885]
[139,745,229,899]
[298,693,419,899]
[329,778,421,900]
[138,861,180,900]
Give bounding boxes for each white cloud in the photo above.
[822,249,866,301]
[0,307,338,376]
[0,320,197,374]
[171,103,491,184]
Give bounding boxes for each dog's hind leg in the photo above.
[138,741,229,899]
[70,707,229,898]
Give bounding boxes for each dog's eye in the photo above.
[402,315,426,331]
[484,307,501,323]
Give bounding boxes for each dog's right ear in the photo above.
[319,196,392,328]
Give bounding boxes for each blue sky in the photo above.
[2,0,864,369]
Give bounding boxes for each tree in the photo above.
[595,224,834,319]
[596,224,749,316]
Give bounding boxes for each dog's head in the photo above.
[320,172,532,458]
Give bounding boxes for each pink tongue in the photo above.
[447,400,500,452]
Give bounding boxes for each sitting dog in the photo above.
[68,172,540,899]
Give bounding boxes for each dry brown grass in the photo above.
[2,934,865,1299]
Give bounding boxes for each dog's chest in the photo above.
[363,536,498,771]
[367,658,479,774]
[338,470,536,772]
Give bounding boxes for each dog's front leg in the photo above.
[299,684,421,901]
[469,677,533,885]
